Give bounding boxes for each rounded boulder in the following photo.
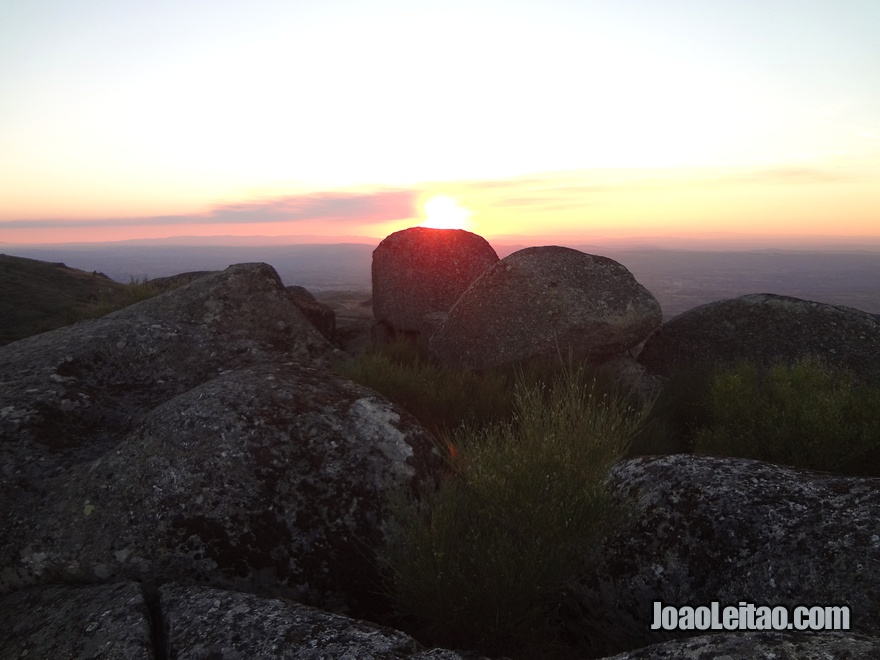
[429,246,662,369]
[372,227,499,335]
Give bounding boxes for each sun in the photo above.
[420,195,472,230]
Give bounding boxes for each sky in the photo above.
[1,0,879,246]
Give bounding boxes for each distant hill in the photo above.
[0,254,144,345]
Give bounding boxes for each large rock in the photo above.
[638,293,880,382]
[0,363,443,615]
[1,581,484,659]
[429,246,662,369]
[574,454,880,656]
[0,262,335,487]
[0,582,154,659]
[161,582,481,659]
[372,227,499,336]
[602,631,880,659]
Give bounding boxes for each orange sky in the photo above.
[3,163,879,248]
[2,2,879,248]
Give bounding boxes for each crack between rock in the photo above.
[141,582,169,660]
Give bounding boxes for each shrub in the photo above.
[379,365,648,658]
[692,357,880,476]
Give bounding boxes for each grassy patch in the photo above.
[692,357,880,476]
[333,337,516,433]
[379,365,647,658]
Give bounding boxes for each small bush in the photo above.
[693,357,880,476]
[380,365,647,658]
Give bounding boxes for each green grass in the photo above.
[334,337,517,433]
[378,365,648,658]
[692,357,880,476]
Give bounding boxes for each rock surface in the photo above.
[1,262,446,618]
[161,582,481,659]
[429,246,662,369]
[602,631,880,659]
[638,293,880,382]
[372,227,499,336]
[1,363,443,614]
[287,284,337,342]
[0,582,153,659]
[1,581,483,659]
[0,263,336,486]
[575,454,880,656]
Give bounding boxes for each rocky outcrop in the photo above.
[1,262,447,620]
[0,582,153,659]
[638,293,880,382]
[372,227,499,336]
[1,362,443,614]
[287,284,337,342]
[429,246,662,369]
[603,631,880,659]
[161,582,480,659]
[573,454,880,656]
[0,263,335,484]
[0,581,481,659]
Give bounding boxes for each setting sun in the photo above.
[421,196,472,230]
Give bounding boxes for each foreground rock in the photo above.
[0,263,336,487]
[574,454,880,656]
[638,293,880,382]
[0,582,153,659]
[603,631,880,659]
[1,581,482,659]
[1,363,442,614]
[372,227,499,336]
[430,246,662,369]
[161,582,480,659]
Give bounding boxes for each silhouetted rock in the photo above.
[602,631,880,659]
[429,246,662,369]
[287,284,337,341]
[372,227,499,336]
[161,582,481,659]
[574,454,880,656]
[148,270,217,292]
[0,363,443,614]
[638,293,880,382]
[0,582,153,659]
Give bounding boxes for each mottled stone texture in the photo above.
[0,262,444,618]
[0,263,336,487]
[0,364,443,615]
[372,227,499,335]
[430,246,662,369]
[575,454,880,656]
[0,582,154,659]
[602,631,880,660]
[638,293,880,382]
[161,582,480,659]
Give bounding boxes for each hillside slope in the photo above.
[0,254,131,345]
